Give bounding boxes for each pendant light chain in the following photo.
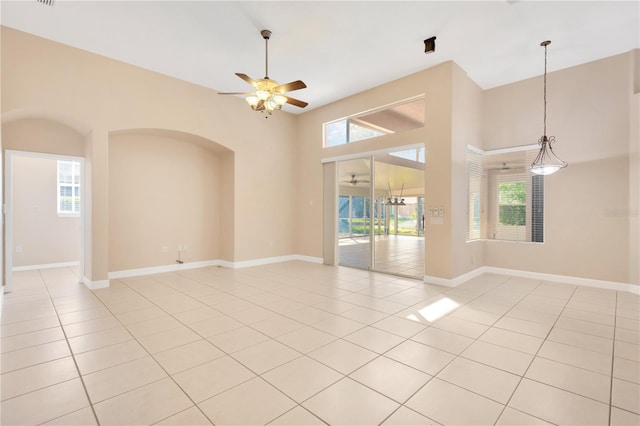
[543,42,548,138]
[264,35,269,79]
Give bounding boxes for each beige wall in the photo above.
[1,25,637,286]
[108,131,228,272]
[295,62,455,279]
[482,52,636,284]
[11,155,80,267]
[1,26,296,282]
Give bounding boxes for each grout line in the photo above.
[37,268,102,426]
[608,291,618,425]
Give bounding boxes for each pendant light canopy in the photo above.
[530,40,568,176]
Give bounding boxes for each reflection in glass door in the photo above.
[337,147,425,279]
[338,158,371,270]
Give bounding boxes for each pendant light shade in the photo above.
[530,40,567,175]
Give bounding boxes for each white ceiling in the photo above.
[2,1,638,113]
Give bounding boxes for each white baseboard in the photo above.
[425,266,640,295]
[107,255,324,280]
[82,276,109,290]
[13,261,79,272]
[108,260,219,280]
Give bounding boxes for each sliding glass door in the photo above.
[337,147,425,279]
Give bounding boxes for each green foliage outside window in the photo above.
[498,182,526,226]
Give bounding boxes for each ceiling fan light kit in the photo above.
[219,29,308,117]
[530,40,568,175]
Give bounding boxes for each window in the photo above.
[466,146,543,242]
[324,96,425,147]
[57,160,81,216]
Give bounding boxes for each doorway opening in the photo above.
[4,150,85,292]
[337,146,425,279]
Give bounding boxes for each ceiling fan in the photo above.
[218,29,308,115]
[342,174,370,186]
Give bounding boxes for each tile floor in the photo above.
[339,235,424,278]
[1,262,639,425]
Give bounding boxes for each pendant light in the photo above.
[530,40,568,175]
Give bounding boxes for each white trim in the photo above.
[108,255,325,280]
[13,261,79,272]
[467,144,539,156]
[424,266,639,295]
[82,276,109,290]
[108,260,220,280]
[321,143,425,164]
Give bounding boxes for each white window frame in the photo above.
[57,160,81,217]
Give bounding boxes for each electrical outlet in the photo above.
[161,246,169,253]
[15,245,22,253]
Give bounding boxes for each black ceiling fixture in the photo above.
[424,36,436,54]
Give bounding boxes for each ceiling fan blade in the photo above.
[285,96,308,108]
[218,92,253,95]
[275,80,307,93]
[235,73,259,89]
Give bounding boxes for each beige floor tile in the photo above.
[554,316,615,339]
[276,326,337,353]
[612,378,640,414]
[68,326,133,354]
[188,315,245,337]
[268,406,325,425]
[227,305,280,325]
[1,326,65,353]
[411,327,474,355]
[250,314,306,337]
[198,377,296,425]
[311,315,366,337]
[479,327,543,354]
[0,315,60,338]
[548,327,614,355]
[154,406,213,425]
[126,315,184,338]
[1,378,90,425]
[303,377,399,425]
[58,307,112,325]
[1,339,71,373]
[1,356,78,401]
[526,356,611,402]
[83,356,167,403]
[344,326,405,354]
[461,340,534,375]
[206,326,270,353]
[350,356,431,403]
[371,315,427,338]
[309,339,378,374]
[432,316,489,339]
[617,317,640,332]
[537,340,612,375]
[616,340,640,362]
[614,357,640,384]
[405,378,504,425]
[617,327,640,345]
[341,306,388,324]
[173,355,255,402]
[231,339,301,374]
[509,378,609,425]
[381,406,438,425]
[506,307,558,326]
[74,339,148,374]
[437,357,520,404]
[610,407,640,426]
[262,355,343,402]
[313,299,358,315]
[284,306,336,325]
[384,340,455,375]
[172,307,222,325]
[41,407,98,425]
[138,326,201,354]
[62,316,121,338]
[450,305,501,326]
[115,306,167,325]
[494,316,552,338]
[93,378,192,425]
[495,407,553,425]
[562,308,615,326]
[153,339,224,374]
